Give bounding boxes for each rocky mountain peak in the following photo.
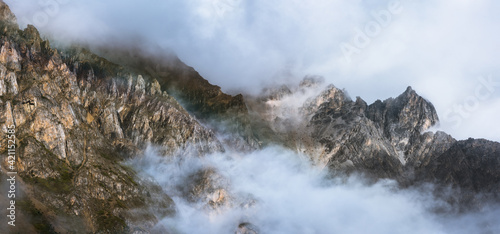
[367,86,438,135]
[247,81,452,177]
[22,24,41,42]
[0,6,225,231]
[305,85,349,114]
[0,1,16,26]
[299,75,324,88]
[1,1,499,232]
[361,87,440,165]
[403,85,414,94]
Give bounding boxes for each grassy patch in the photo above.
[26,175,73,194]
[95,209,127,233]
[24,156,74,194]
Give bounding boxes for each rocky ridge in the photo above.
[0,1,499,232]
[85,43,261,151]
[246,78,500,198]
[0,2,223,232]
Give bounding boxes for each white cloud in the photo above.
[4,0,500,141]
[133,146,500,234]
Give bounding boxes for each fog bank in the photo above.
[131,146,500,234]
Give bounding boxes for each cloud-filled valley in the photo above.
[132,146,500,234]
[2,1,500,233]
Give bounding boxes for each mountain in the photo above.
[0,2,222,232]
[0,1,499,233]
[83,43,261,151]
[246,78,500,201]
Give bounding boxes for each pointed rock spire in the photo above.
[0,1,17,25]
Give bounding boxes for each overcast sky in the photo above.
[5,0,500,141]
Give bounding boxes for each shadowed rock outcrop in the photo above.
[246,78,500,196]
[85,43,261,150]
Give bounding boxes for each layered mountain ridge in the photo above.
[0,3,221,232]
[0,1,499,233]
[247,78,499,196]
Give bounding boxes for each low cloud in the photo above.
[131,146,500,234]
[4,0,500,141]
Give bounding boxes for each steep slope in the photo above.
[1,1,499,232]
[83,43,261,150]
[246,78,500,196]
[0,2,222,232]
[416,138,500,192]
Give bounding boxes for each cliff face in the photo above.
[0,2,223,232]
[88,45,246,119]
[246,78,500,196]
[1,1,499,232]
[416,138,500,191]
[87,44,261,151]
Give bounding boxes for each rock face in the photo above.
[88,44,247,118]
[0,1,16,26]
[366,86,439,157]
[1,1,499,232]
[180,168,230,210]
[416,138,500,190]
[62,47,224,156]
[88,43,261,150]
[0,2,223,232]
[246,78,500,195]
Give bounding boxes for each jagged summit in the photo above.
[0,4,222,232]
[404,85,413,93]
[1,1,499,232]
[299,75,324,88]
[398,86,427,103]
[367,85,438,133]
[0,0,16,26]
[246,77,500,191]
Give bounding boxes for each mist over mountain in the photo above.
[0,1,499,233]
[4,0,500,141]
